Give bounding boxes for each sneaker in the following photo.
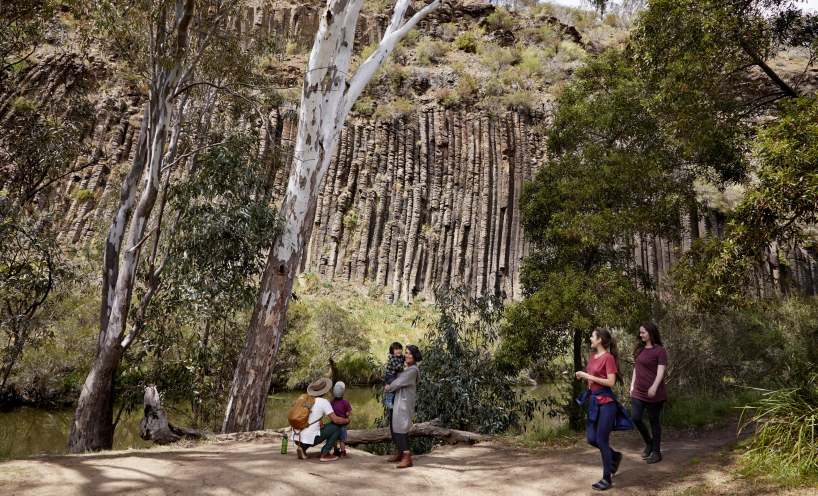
[296,445,306,460]
[319,453,339,463]
[641,444,653,459]
[611,451,623,474]
[645,452,662,464]
[592,479,612,491]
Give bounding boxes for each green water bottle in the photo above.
[280,434,288,454]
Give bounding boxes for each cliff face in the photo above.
[3,3,816,303]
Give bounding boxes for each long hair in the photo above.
[634,322,663,359]
[594,327,620,382]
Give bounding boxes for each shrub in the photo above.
[485,7,516,31]
[71,188,94,202]
[11,96,38,113]
[439,22,459,42]
[353,96,376,117]
[453,29,482,54]
[556,40,586,62]
[502,90,537,112]
[603,12,620,28]
[739,377,818,483]
[481,76,505,98]
[436,88,460,108]
[403,29,420,47]
[478,45,520,71]
[342,209,359,230]
[415,288,535,434]
[373,97,414,120]
[455,73,479,103]
[416,38,449,65]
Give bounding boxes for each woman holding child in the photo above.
[384,343,422,469]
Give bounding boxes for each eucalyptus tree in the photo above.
[68,0,245,453]
[222,0,442,433]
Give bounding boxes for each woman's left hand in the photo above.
[575,371,587,381]
[647,385,657,398]
[384,384,392,392]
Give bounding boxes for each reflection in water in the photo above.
[0,386,384,459]
[1,385,557,459]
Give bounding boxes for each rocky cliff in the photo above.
[2,1,816,302]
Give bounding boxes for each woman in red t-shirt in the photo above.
[629,322,668,464]
[575,328,623,491]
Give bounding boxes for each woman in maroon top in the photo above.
[575,328,624,491]
[629,322,668,464]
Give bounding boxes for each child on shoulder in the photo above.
[331,381,352,457]
[384,342,404,410]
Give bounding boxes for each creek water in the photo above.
[0,387,385,460]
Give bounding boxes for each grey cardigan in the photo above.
[385,364,419,434]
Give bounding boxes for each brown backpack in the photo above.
[287,393,316,430]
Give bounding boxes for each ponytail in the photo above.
[595,327,621,383]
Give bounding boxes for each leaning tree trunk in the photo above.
[68,0,197,453]
[222,0,441,433]
[569,328,585,431]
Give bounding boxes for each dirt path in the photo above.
[0,425,774,496]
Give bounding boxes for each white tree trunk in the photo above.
[222,0,441,433]
[68,0,199,453]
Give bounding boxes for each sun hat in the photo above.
[307,377,332,397]
[333,381,346,399]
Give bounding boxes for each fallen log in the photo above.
[139,385,204,444]
[345,421,487,446]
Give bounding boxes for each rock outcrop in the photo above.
[2,3,816,303]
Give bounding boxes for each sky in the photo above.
[548,0,818,11]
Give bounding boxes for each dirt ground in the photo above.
[0,425,814,496]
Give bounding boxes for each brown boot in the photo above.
[386,451,402,463]
[396,451,413,469]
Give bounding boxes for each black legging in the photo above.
[389,409,409,452]
[631,398,664,454]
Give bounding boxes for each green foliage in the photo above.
[527,50,694,275]
[352,96,376,116]
[275,300,371,389]
[342,208,359,230]
[499,267,649,374]
[436,87,460,108]
[373,97,414,120]
[740,377,818,483]
[485,7,516,31]
[631,0,777,183]
[0,78,88,393]
[726,97,818,258]
[661,391,759,428]
[415,289,535,434]
[415,38,449,65]
[0,0,56,81]
[478,45,521,72]
[126,132,281,427]
[500,90,537,113]
[636,299,818,396]
[453,29,482,54]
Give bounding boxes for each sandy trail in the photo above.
[0,426,742,496]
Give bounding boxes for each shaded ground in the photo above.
[0,424,813,496]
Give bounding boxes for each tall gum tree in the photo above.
[222,0,441,433]
[68,0,237,453]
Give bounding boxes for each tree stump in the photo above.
[139,386,203,444]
